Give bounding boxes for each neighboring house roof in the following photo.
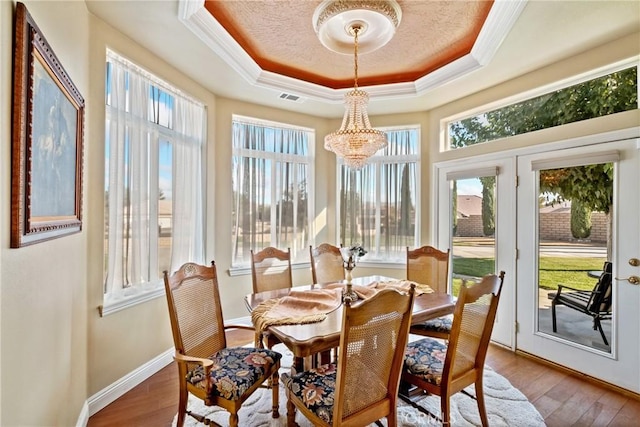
[457,195,482,218]
[158,199,172,216]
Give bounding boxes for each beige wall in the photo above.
[85,13,211,399]
[0,0,638,425]
[1,1,90,425]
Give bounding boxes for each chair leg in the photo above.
[286,391,298,427]
[476,376,489,427]
[441,391,451,426]
[385,410,397,427]
[551,300,558,332]
[176,383,188,427]
[271,370,280,418]
[594,317,609,346]
[228,412,239,427]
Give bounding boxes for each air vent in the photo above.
[278,92,302,102]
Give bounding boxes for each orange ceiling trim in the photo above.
[204,0,494,90]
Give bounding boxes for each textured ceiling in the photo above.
[204,0,493,89]
[85,0,640,117]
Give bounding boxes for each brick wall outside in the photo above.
[456,211,608,242]
[539,211,608,242]
[457,215,485,237]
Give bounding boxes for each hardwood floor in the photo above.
[88,330,640,427]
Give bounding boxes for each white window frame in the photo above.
[335,125,421,265]
[101,50,206,316]
[230,115,315,273]
[441,58,639,152]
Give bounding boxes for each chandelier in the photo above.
[314,1,402,169]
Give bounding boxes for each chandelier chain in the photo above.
[318,1,398,169]
[353,25,360,89]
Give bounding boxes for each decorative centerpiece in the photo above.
[340,245,367,302]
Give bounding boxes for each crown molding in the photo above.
[178,0,527,103]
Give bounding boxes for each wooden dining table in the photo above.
[244,275,456,372]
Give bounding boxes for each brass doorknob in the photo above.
[629,258,640,267]
[615,276,640,285]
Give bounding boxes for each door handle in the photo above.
[615,276,640,285]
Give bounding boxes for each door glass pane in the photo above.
[536,163,612,352]
[158,139,173,277]
[451,177,496,296]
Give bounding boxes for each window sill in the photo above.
[228,262,311,277]
[227,260,404,277]
[99,281,165,317]
[356,260,405,270]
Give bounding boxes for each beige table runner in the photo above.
[251,279,433,336]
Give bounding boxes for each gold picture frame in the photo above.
[11,2,85,247]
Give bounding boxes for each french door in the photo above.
[434,156,516,348]
[516,138,640,392]
[435,134,640,392]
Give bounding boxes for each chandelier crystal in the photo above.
[315,1,402,169]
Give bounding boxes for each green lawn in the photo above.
[451,256,605,294]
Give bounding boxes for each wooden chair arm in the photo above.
[174,352,214,369]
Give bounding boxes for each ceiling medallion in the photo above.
[314,1,401,169]
[313,0,402,55]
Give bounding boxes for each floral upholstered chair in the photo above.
[250,246,293,293]
[406,245,453,339]
[281,286,416,426]
[309,243,345,284]
[163,261,282,427]
[401,271,505,427]
[250,247,293,349]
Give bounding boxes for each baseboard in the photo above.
[85,347,174,418]
[79,316,251,425]
[75,401,89,427]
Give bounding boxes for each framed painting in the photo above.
[11,2,85,247]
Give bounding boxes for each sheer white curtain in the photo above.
[231,118,313,267]
[104,52,205,300]
[105,58,151,295]
[339,127,419,261]
[170,97,205,272]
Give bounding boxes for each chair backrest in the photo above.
[587,261,613,314]
[163,261,227,359]
[333,286,416,424]
[406,245,450,293]
[309,243,345,284]
[251,246,293,293]
[443,271,505,383]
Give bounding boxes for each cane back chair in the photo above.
[251,246,293,293]
[401,271,505,427]
[282,285,416,426]
[407,245,453,339]
[164,261,282,427]
[310,243,345,284]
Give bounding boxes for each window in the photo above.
[103,50,205,313]
[446,65,638,150]
[231,115,314,268]
[338,126,420,262]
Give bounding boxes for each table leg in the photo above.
[293,356,304,374]
[319,349,331,366]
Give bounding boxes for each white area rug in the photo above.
[172,344,546,427]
